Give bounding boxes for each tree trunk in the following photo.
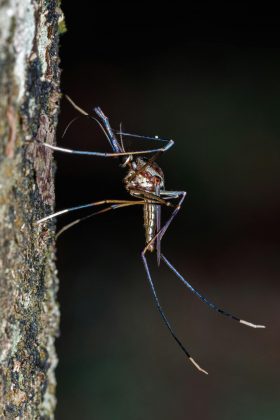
[0,1,63,418]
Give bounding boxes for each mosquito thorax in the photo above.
[124,157,164,194]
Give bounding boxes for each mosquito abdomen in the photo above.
[144,202,157,252]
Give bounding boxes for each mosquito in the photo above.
[37,96,265,374]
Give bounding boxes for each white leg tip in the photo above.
[189,357,208,375]
[240,320,266,329]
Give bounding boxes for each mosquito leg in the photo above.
[143,191,265,329]
[141,250,208,374]
[114,130,174,143]
[129,189,170,206]
[161,254,266,329]
[157,191,187,242]
[38,140,174,158]
[55,201,146,238]
[36,199,146,224]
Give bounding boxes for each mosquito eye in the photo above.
[154,176,161,184]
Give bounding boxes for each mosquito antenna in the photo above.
[65,95,114,150]
[65,95,88,115]
[62,116,82,139]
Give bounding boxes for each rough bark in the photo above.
[0,1,63,418]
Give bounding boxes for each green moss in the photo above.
[58,18,67,35]
[57,1,67,34]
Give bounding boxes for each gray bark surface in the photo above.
[0,1,63,418]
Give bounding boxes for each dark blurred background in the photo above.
[55,4,280,419]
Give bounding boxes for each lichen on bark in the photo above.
[0,1,63,418]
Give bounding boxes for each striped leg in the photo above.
[141,250,208,374]
[161,254,265,329]
[142,191,265,330]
